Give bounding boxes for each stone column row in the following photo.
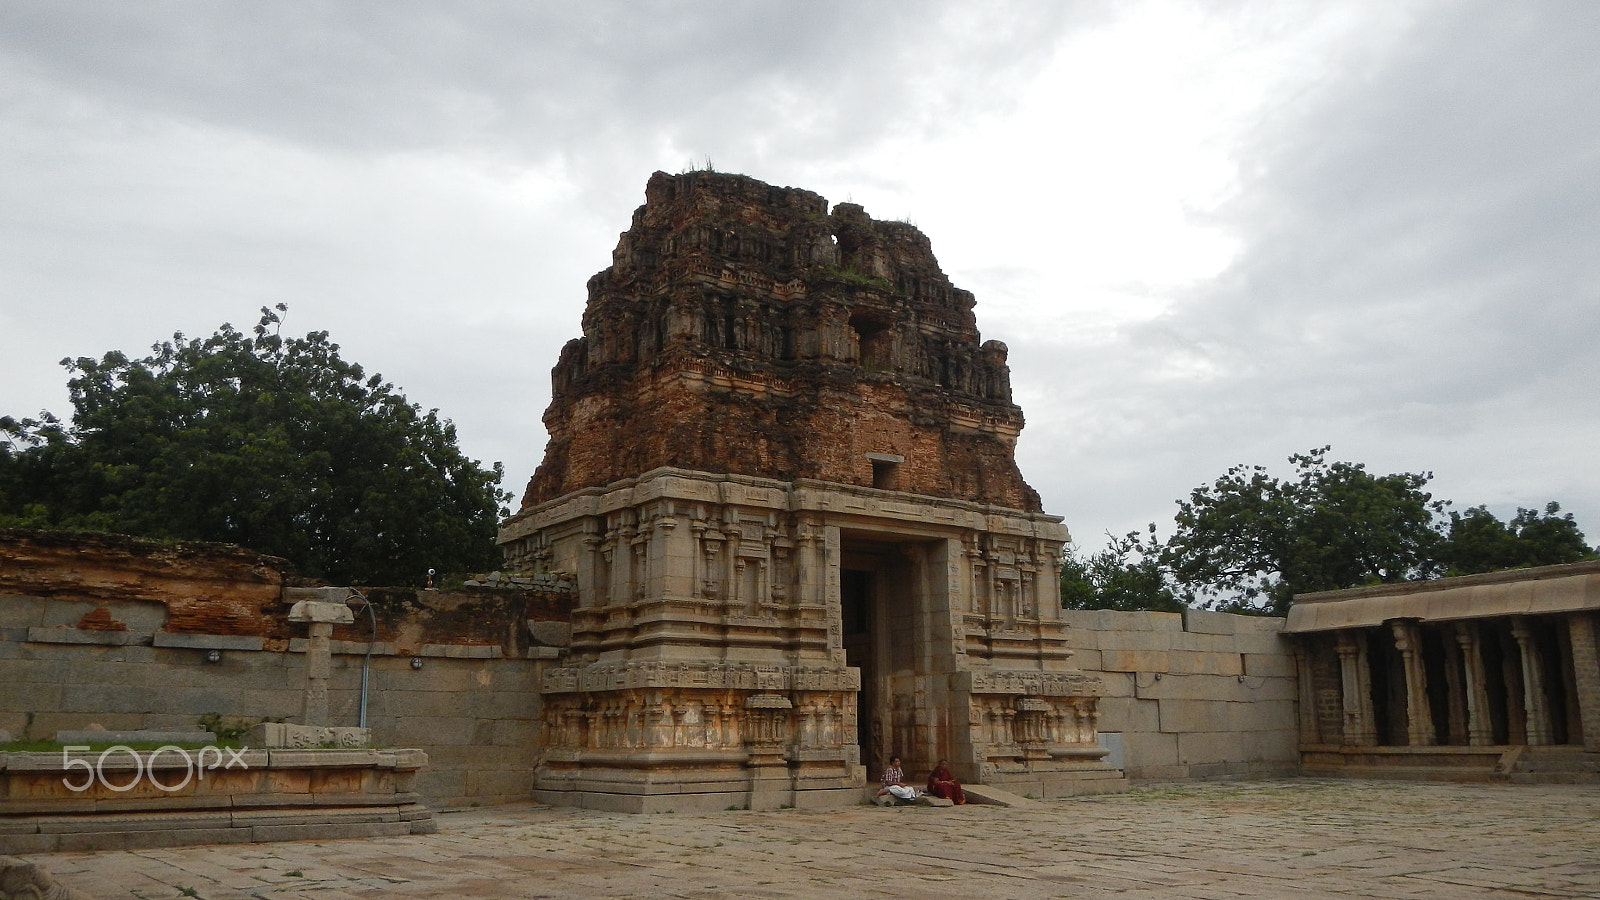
[1330,613,1600,749]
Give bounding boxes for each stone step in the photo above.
[962,784,1039,808]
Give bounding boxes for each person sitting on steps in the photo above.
[876,755,919,804]
[926,758,966,805]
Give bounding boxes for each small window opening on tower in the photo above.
[849,314,892,371]
[867,453,904,490]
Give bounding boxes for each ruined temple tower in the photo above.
[499,171,1121,811]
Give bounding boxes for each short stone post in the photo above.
[288,598,355,727]
[744,693,793,811]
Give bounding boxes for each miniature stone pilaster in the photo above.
[1390,621,1435,746]
[1510,619,1554,745]
[1567,613,1600,750]
[288,598,355,727]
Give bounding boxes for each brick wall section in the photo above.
[519,170,1041,513]
[1059,608,1300,781]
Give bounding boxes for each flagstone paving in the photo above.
[19,779,1600,899]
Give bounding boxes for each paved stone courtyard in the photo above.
[20,779,1600,899]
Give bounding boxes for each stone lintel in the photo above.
[1288,562,1600,632]
[501,467,1069,545]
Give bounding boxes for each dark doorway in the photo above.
[1421,627,1452,744]
[1367,627,1402,745]
[841,568,875,769]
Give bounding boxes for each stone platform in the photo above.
[14,779,1600,898]
[1301,744,1600,783]
[0,748,434,853]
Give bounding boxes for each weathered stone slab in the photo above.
[282,587,351,604]
[528,620,572,646]
[0,857,91,899]
[150,632,265,651]
[24,627,139,646]
[286,600,354,625]
[265,748,379,767]
[0,746,434,853]
[420,643,502,659]
[247,723,371,749]
[962,784,1039,807]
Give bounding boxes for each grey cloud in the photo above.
[0,1,1090,170]
[1033,0,1600,544]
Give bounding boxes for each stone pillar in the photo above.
[1567,613,1600,751]
[1336,632,1377,745]
[1511,619,1554,745]
[288,598,356,728]
[1390,621,1435,747]
[1454,622,1495,746]
[1293,644,1320,746]
[1441,631,1469,746]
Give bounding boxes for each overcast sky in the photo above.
[2,0,1596,552]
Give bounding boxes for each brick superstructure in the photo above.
[521,170,1039,512]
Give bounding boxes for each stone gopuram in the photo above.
[499,171,1122,811]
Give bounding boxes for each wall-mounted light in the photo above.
[410,656,424,670]
[204,649,222,664]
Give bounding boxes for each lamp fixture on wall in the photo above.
[204,649,222,664]
[411,656,424,670]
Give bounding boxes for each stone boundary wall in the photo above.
[1059,609,1299,781]
[0,597,553,807]
[1,529,575,808]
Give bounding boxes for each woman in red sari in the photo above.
[925,758,965,804]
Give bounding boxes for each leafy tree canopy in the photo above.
[1162,447,1446,615]
[1437,502,1593,575]
[1059,447,1595,616]
[1061,528,1183,613]
[0,305,509,585]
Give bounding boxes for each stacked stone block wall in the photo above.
[0,598,548,807]
[1060,608,1300,781]
[0,531,569,808]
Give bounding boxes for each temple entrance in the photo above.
[838,532,955,783]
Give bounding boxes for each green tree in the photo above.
[1060,528,1183,613]
[0,305,508,584]
[1161,447,1445,614]
[1437,502,1594,575]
